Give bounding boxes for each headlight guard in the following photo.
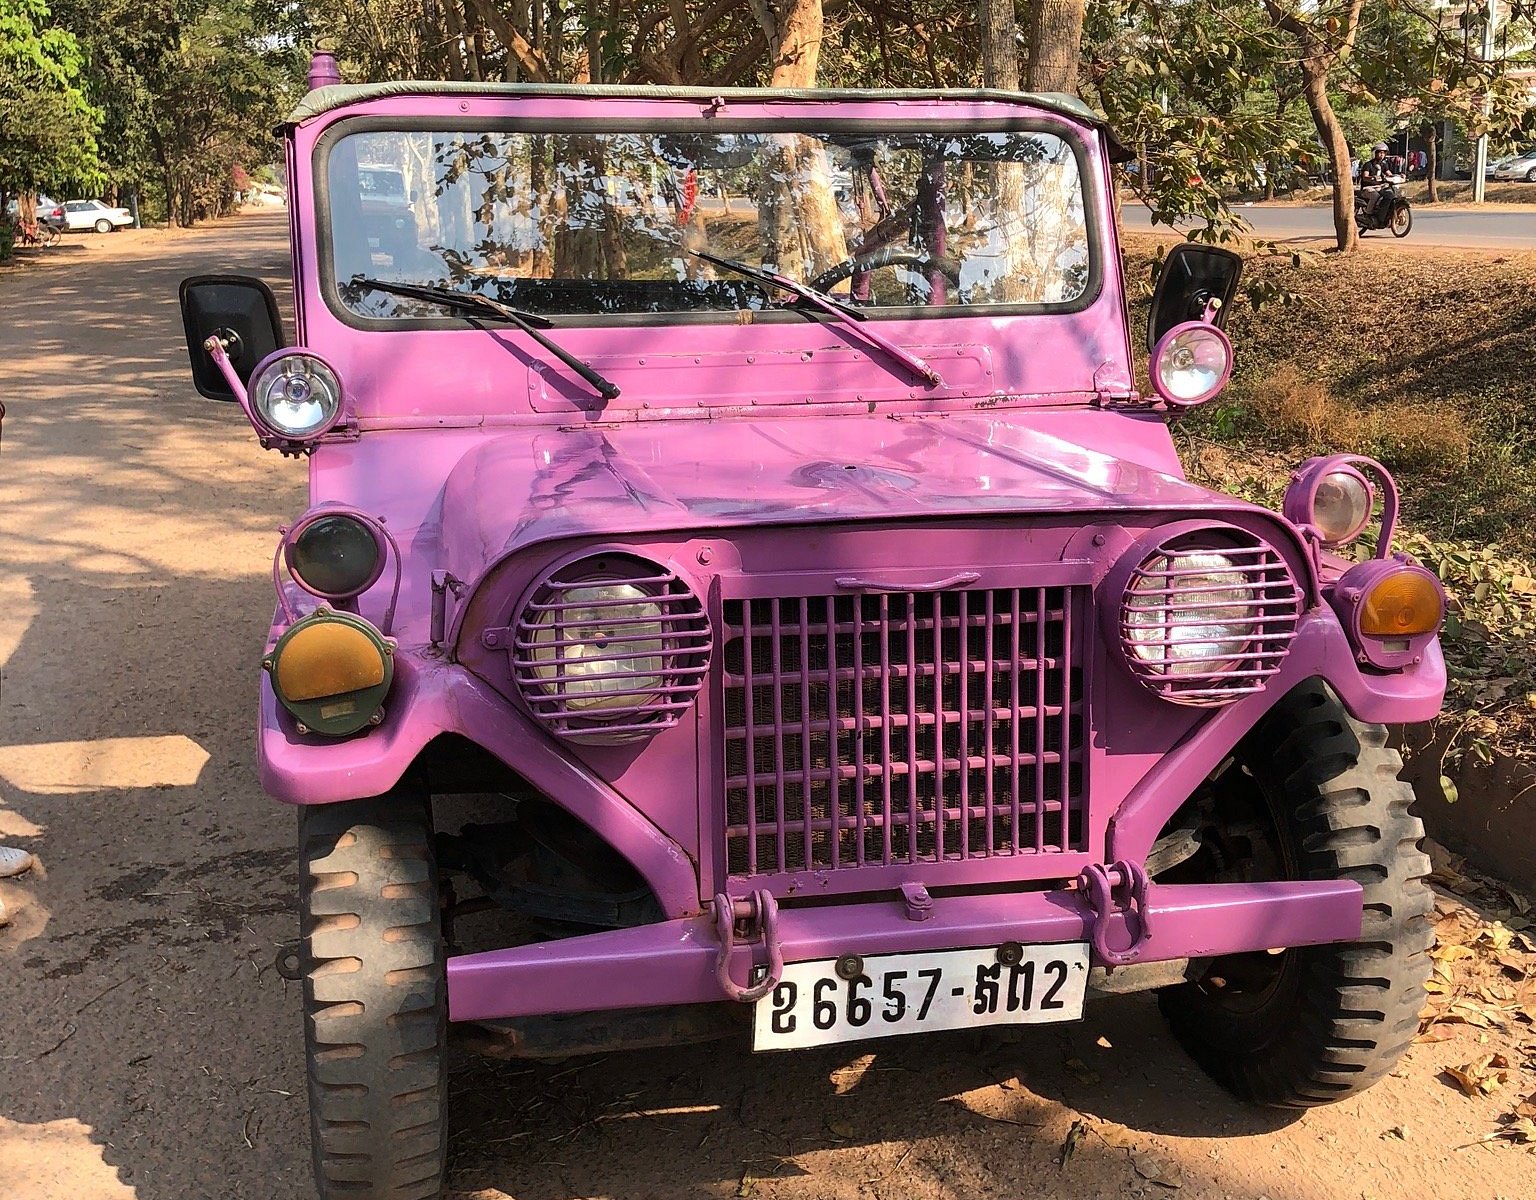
[1106,522,1302,706]
[508,552,710,743]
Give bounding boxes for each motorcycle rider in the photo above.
[1357,142,1392,225]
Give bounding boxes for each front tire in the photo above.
[1390,204,1413,238]
[93,218,112,233]
[1158,683,1433,1107]
[300,790,448,1200]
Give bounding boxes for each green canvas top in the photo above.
[286,81,1110,129]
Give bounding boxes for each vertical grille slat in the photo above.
[722,585,1086,879]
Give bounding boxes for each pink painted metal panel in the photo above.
[445,877,1364,1022]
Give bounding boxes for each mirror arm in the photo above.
[203,334,250,407]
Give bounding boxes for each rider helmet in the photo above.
[1372,143,1388,153]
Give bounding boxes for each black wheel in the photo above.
[300,789,448,1200]
[93,217,112,233]
[810,246,963,306]
[1157,682,1433,1107]
[1390,204,1413,238]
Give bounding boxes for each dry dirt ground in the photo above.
[1,213,1534,1200]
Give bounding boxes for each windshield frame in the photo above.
[312,114,1105,333]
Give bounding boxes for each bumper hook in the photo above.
[713,890,783,1003]
[1080,861,1152,965]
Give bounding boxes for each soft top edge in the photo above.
[285,81,1108,128]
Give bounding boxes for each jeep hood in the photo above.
[437,413,1269,589]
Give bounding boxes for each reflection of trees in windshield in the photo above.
[330,128,1089,318]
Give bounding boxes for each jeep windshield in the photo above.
[322,124,1092,323]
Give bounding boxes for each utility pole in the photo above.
[1472,0,1498,204]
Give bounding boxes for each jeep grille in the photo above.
[720,587,1086,878]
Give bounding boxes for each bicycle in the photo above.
[11,218,62,248]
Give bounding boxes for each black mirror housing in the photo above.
[1147,244,1243,352]
[179,275,286,401]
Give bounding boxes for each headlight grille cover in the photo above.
[510,554,710,741]
[1119,529,1301,706]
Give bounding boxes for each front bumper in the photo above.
[446,876,1363,1022]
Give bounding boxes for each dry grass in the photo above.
[1246,364,1473,472]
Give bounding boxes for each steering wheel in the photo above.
[811,245,963,306]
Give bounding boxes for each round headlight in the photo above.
[250,352,342,440]
[1125,551,1257,675]
[528,582,667,712]
[1151,323,1232,408]
[287,513,385,599]
[510,555,710,741]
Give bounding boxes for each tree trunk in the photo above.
[752,0,824,86]
[1299,58,1356,252]
[748,0,846,279]
[978,0,1029,299]
[1024,0,1086,94]
[978,0,1020,90]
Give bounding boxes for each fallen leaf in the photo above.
[1059,1119,1088,1168]
[1383,1124,1409,1140]
[736,1169,756,1198]
[825,1117,855,1140]
[1446,1053,1512,1097]
[830,1053,876,1095]
[1131,1151,1183,1189]
[1434,943,1476,963]
[1415,1029,1454,1044]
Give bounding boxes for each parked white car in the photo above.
[59,199,134,233]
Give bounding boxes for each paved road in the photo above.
[1,217,1533,1200]
[1123,201,1536,249]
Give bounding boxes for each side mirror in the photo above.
[1147,244,1243,353]
[179,274,286,401]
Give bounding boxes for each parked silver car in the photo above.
[1492,148,1536,183]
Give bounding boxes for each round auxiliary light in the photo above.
[510,554,709,742]
[1284,455,1397,551]
[1111,524,1301,707]
[285,512,386,600]
[264,609,393,737]
[1150,321,1232,408]
[1310,466,1374,545]
[249,350,343,441]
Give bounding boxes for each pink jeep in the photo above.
[179,54,1445,1200]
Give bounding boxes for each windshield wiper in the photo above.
[689,250,943,388]
[349,277,621,401]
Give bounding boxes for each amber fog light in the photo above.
[1330,558,1444,671]
[1359,569,1443,638]
[264,609,393,736]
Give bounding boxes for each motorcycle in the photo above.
[1356,174,1413,238]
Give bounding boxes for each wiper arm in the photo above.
[689,250,943,387]
[350,277,621,401]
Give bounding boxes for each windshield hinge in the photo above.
[1094,388,1149,410]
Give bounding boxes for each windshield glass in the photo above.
[323,124,1092,321]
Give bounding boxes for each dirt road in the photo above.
[1,215,1533,1200]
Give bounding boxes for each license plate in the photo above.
[752,944,1090,1051]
